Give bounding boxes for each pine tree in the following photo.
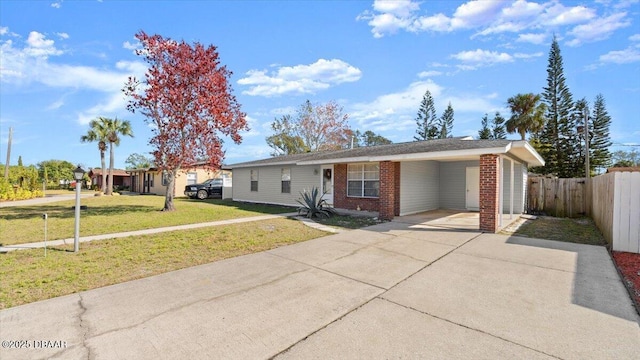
[478,114,492,139]
[492,112,507,140]
[439,102,454,138]
[414,90,438,141]
[17,156,23,167]
[539,36,579,177]
[572,98,589,176]
[590,94,612,172]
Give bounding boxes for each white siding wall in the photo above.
[400,161,440,215]
[439,160,479,210]
[232,165,320,206]
[500,160,525,214]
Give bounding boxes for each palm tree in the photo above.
[104,117,134,195]
[506,93,546,140]
[81,118,109,193]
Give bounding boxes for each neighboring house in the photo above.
[127,165,230,197]
[88,168,131,190]
[227,137,545,233]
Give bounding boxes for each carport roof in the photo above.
[227,137,545,168]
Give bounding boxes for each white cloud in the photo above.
[0,27,8,36]
[47,99,65,110]
[451,49,513,68]
[417,70,442,78]
[24,31,63,57]
[566,12,630,46]
[349,80,443,131]
[238,115,261,138]
[517,33,547,44]
[630,34,640,42]
[450,0,505,29]
[123,40,139,51]
[513,52,544,59]
[359,0,626,47]
[76,92,128,125]
[599,47,640,64]
[1,30,148,125]
[51,2,62,9]
[237,59,362,97]
[56,32,69,40]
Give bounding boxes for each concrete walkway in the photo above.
[0,193,94,208]
[0,212,344,253]
[1,221,639,359]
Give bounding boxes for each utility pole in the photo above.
[4,127,12,178]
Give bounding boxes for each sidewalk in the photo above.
[0,212,342,253]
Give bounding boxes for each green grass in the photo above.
[504,216,606,246]
[0,196,295,246]
[0,218,326,309]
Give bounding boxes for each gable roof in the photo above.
[228,138,545,168]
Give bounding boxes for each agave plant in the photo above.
[296,187,337,218]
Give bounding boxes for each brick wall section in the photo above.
[333,164,380,212]
[379,161,397,220]
[394,162,400,216]
[480,154,500,232]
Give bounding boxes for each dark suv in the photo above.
[184,178,223,199]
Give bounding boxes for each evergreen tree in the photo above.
[590,94,612,172]
[414,90,438,141]
[478,114,492,139]
[439,102,454,138]
[492,112,507,140]
[572,98,590,176]
[17,156,23,167]
[539,36,580,177]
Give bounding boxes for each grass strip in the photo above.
[0,196,295,246]
[0,218,325,309]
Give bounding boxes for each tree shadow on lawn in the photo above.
[184,198,297,215]
[0,204,157,221]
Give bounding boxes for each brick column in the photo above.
[379,161,396,220]
[480,154,500,233]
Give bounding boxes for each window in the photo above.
[186,172,197,185]
[281,168,291,193]
[250,169,258,192]
[161,171,169,186]
[347,163,379,197]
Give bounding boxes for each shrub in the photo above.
[296,187,337,219]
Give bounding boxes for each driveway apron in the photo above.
[1,220,638,360]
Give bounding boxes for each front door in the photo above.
[321,165,334,205]
[466,166,480,211]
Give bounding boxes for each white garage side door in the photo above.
[466,166,480,211]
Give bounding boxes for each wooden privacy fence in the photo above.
[591,171,640,253]
[527,176,587,218]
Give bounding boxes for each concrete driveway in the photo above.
[2,220,639,359]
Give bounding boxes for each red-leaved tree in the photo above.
[124,31,247,211]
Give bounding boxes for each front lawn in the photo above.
[0,196,295,246]
[501,216,606,246]
[0,218,326,309]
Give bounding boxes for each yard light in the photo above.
[73,166,85,253]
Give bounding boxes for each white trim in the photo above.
[499,155,504,228]
[509,158,514,219]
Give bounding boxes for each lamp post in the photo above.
[73,166,85,253]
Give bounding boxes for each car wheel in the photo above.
[196,190,208,200]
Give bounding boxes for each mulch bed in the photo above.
[611,251,640,313]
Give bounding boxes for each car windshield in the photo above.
[203,178,223,186]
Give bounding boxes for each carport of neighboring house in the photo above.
[227,138,545,233]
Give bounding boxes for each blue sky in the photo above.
[1,0,639,170]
